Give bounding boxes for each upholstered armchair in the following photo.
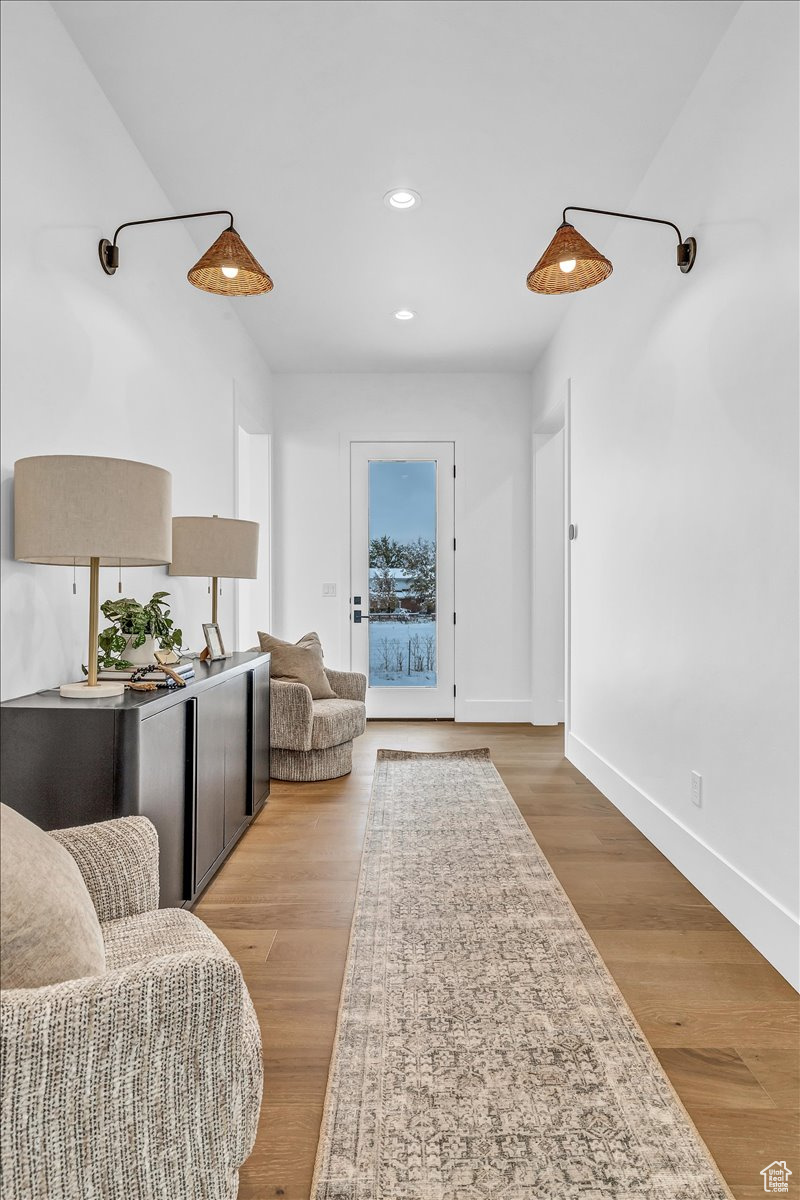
[0,816,262,1200]
[270,667,367,781]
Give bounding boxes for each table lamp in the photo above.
[14,455,172,699]
[169,515,259,646]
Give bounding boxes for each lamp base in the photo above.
[60,680,126,699]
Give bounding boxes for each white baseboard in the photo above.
[456,699,532,723]
[567,731,800,991]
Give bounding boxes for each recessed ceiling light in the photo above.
[394,309,416,320]
[384,189,421,210]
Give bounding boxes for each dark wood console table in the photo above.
[0,651,270,908]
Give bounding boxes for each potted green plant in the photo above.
[95,591,183,670]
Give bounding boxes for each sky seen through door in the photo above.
[369,460,436,544]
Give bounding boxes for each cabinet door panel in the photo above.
[138,704,189,908]
[195,685,226,887]
[251,664,270,814]
[224,674,249,846]
[0,710,116,831]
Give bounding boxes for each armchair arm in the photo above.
[269,677,314,750]
[49,816,159,923]
[325,668,367,702]
[1,952,261,1198]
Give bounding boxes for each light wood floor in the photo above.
[194,723,799,1200]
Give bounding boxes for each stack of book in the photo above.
[98,660,196,687]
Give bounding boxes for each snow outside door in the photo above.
[350,441,455,718]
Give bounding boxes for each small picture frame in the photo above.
[202,622,226,661]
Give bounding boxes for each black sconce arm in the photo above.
[561,206,697,272]
[99,210,236,275]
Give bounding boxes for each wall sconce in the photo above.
[527,206,697,294]
[98,209,274,296]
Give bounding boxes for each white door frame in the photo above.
[532,427,565,725]
[531,381,572,749]
[232,380,272,652]
[339,431,461,716]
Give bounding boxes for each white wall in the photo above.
[532,429,564,725]
[271,373,532,721]
[0,1,274,700]
[530,1,799,986]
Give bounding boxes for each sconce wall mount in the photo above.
[98,239,119,274]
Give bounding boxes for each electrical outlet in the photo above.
[322,583,337,597]
[690,771,702,808]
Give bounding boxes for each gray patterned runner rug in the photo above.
[311,748,733,1200]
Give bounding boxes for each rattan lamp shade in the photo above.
[527,223,613,295]
[14,455,172,566]
[187,229,274,297]
[169,516,259,579]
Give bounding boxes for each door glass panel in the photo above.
[368,460,437,688]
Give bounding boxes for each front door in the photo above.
[350,441,455,718]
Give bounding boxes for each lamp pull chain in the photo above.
[208,578,211,596]
[118,559,122,594]
[73,558,77,595]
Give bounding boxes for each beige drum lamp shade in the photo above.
[169,515,259,629]
[14,456,172,566]
[169,516,259,580]
[14,455,172,698]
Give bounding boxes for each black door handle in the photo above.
[353,609,370,623]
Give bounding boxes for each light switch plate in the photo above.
[322,583,337,597]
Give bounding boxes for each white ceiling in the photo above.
[53,0,739,373]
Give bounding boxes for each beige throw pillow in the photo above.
[258,630,336,699]
[0,803,106,990]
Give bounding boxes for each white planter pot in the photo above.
[123,635,159,666]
